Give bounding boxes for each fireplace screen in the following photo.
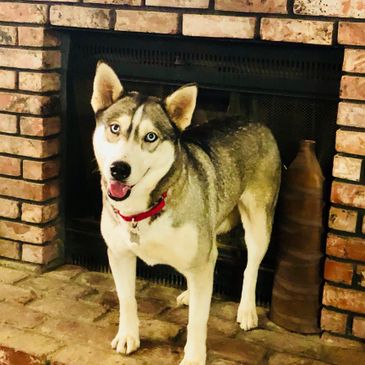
[64,31,343,304]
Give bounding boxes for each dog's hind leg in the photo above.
[177,209,240,309]
[180,251,217,365]
[177,289,190,306]
[237,189,274,331]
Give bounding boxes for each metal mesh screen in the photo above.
[64,31,342,304]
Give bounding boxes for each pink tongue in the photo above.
[109,181,131,199]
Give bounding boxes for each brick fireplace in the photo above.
[0,0,365,343]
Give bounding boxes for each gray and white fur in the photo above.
[91,62,281,365]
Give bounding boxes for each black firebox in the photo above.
[63,30,343,305]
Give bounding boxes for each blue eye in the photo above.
[144,132,158,143]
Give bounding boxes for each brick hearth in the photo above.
[1,264,364,365]
[0,0,365,343]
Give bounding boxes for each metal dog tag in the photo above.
[129,220,140,245]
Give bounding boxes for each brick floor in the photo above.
[0,266,29,284]
[0,264,364,365]
[0,302,46,329]
[0,282,36,304]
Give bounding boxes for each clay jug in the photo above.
[270,140,324,333]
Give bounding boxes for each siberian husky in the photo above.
[91,62,281,365]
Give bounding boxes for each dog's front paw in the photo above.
[237,302,258,331]
[176,290,189,306]
[111,331,140,355]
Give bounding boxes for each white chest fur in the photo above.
[100,207,199,271]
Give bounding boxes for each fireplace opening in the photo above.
[64,31,343,304]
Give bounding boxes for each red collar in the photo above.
[114,192,167,223]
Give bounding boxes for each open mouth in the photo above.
[107,180,133,201]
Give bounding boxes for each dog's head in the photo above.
[91,62,197,206]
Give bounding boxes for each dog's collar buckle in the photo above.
[114,192,168,224]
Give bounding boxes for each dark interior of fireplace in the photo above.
[63,31,343,305]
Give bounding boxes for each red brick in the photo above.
[23,160,60,181]
[0,283,36,305]
[44,265,87,281]
[327,234,365,261]
[260,18,333,45]
[28,296,108,326]
[321,331,365,349]
[324,258,353,285]
[0,25,17,45]
[0,3,48,24]
[270,353,340,365]
[20,117,61,137]
[357,265,365,287]
[340,76,365,101]
[183,14,255,39]
[208,336,266,364]
[332,154,362,182]
[0,135,59,158]
[343,49,365,74]
[0,325,62,358]
[337,102,365,128]
[84,0,141,4]
[331,181,365,209]
[321,308,347,334]
[336,129,365,156]
[216,0,287,13]
[37,317,118,350]
[294,0,365,18]
[339,22,365,46]
[147,0,207,7]
[0,113,17,134]
[0,198,20,219]
[323,283,365,314]
[0,70,16,89]
[0,49,61,70]
[353,317,365,339]
[22,241,60,264]
[0,156,21,177]
[18,27,60,47]
[0,177,59,202]
[0,92,57,115]
[21,202,59,224]
[0,302,46,329]
[0,220,57,244]
[328,206,357,233]
[19,72,60,92]
[0,238,20,260]
[50,5,111,29]
[0,267,28,285]
[115,10,178,34]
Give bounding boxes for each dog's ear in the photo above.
[164,84,198,131]
[91,61,124,113]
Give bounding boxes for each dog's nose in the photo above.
[110,161,131,181]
